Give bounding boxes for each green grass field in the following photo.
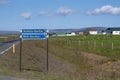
[0,35,18,42]
[49,35,120,60]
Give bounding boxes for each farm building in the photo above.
[78,32,84,35]
[106,27,120,35]
[89,30,98,35]
[102,32,107,35]
[54,32,76,36]
[66,32,76,36]
[55,32,66,36]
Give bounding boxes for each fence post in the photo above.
[79,40,80,45]
[94,41,96,49]
[13,44,15,54]
[112,42,114,50]
[67,40,68,44]
[88,41,90,45]
[101,42,103,48]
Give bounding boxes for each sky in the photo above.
[0,0,120,31]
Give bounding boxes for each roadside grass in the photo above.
[0,68,76,80]
[0,38,6,41]
[0,40,81,79]
[0,41,74,80]
[48,40,90,70]
[36,40,90,71]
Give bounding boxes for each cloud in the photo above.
[87,5,120,15]
[39,11,52,17]
[38,7,78,17]
[21,12,32,20]
[0,0,11,6]
[57,7,77,16]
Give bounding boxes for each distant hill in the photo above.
[76,27,107,32]
[0,31,20,35]
[49,29,80,33]
[0,27,107,35]
[49,27,107,33]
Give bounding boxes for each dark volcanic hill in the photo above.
[0,31,20,35]
[49,27,107,33]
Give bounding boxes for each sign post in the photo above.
[46,30,49,73]
[19,38,22,72]
[20,29,48,72]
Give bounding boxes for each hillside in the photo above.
[49,27,107,33]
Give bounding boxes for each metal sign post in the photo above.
[19,29,49,73]
[19,38,22,72]
[46,32,49,73]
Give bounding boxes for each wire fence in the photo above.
[49,37,120,59]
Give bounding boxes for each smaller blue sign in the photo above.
[22,34,46,40]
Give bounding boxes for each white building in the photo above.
[66,32,76,36]
[112,31,120,35]
[106,28,120,35]
[89,30,97,35]
[102,32,106,35]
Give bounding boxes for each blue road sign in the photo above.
[21,29,46,40]
[22,29,45,33]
